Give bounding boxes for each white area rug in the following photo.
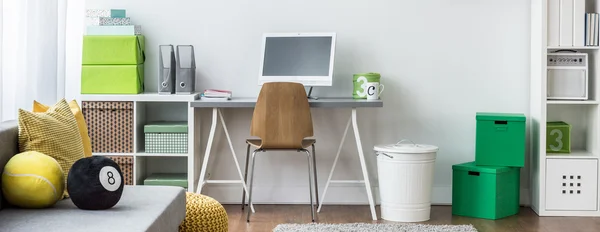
[272,223,478,232]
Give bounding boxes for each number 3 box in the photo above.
[546,121,571,154]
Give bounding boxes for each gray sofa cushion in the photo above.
[0,120,19,210]
[0,185,186,232]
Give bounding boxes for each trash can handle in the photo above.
[395,139,416,146]
[375,152,393,159]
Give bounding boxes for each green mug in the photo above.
[353,73,381,99]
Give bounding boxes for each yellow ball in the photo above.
[1,151,65,208]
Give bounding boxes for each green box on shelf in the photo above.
[81,64,144,94]
[546,121,571,154]
[452,161,520,220]
[144,121,188,154]
[82,35,145,65]
[143,173,188,190]
[475,112,526,167]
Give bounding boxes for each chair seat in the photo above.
[246,139,315,149]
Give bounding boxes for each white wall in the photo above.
[84,0,532,205]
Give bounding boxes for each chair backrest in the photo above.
[250,82,313,149]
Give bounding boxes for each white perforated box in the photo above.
[545,158,598,211]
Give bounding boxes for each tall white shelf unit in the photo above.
[530,0,600,216]
[79,93,202,193]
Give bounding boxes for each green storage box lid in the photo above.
[476,112,525,122]
[143,173,188,188]
[144,121,188,133]
[452,161,517,174]
[547,121,570,126]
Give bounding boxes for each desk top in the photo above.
[190,97,383,108]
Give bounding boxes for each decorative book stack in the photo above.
[81,9,145,94]
[84,9,141,35]
[200,89,232,100]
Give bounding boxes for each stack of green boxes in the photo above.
[452,112,525,220]
[81,9,145,94]
[142,121,189,189]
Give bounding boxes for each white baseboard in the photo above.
[201,183,531,206]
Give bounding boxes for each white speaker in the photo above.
[547,52,588,100]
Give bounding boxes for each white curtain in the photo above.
[0,0,83,122]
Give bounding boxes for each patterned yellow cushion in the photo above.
[179,192,228,232]
[18,99,85,198]
[32,100,93,158]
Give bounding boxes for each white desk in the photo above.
[190,97,383,220]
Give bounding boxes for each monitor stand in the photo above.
[307,87,319,100]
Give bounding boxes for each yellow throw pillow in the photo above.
[33,100,92,158]
[18,99,85,198]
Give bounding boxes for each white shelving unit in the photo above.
[80,93,202,192]
[530,0,600,216]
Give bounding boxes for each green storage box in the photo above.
[475,112,526,167]
[81,64,144,94]
[144,121,188,154]
[546,121,571,154]
[452,161,520,220]
[143,173,188,190]
[82,35,145,65]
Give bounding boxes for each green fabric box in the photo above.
[82,35,145,65]
[546,121,572,154]
[144,121,188,154]
[81,64,144,94]
[143,173,188,190]
[475,112,526,167]
[452,161,520,220]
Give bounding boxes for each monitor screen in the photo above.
[262,36,333,77]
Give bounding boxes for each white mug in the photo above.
[366,82,384,100]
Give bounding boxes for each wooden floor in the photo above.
[223,204,600,232]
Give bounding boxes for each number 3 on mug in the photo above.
[549,129,563,151]
[356,76,368,97]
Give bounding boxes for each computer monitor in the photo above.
[258,32,336,87]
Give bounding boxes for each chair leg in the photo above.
[312,144,319,207]
[246,149,260,222]
[242,144,250,210]
[302,149,316,222]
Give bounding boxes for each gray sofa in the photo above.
[0,120,187,232]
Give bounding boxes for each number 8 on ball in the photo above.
[99,166,122,192]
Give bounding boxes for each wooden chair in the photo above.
[242,82,318,222]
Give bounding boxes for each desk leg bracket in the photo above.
[318,108,378,220]
[196,108,255,213]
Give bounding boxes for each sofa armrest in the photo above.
[0,120,19,210]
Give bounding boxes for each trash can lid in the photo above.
[374,139,439,154]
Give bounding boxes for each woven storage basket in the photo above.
[82,101,133,153]
[179,192,228,232]
[144,121,188,153]
[107,156,134,185]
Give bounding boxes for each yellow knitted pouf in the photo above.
[179,192,228,232]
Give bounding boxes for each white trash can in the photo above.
[374,139,438,222]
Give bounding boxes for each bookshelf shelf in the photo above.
[546,149,597,159]
[82,93,202,192]
[547,46,600,50]
[530,0,600,217]
[547,100,600,105]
